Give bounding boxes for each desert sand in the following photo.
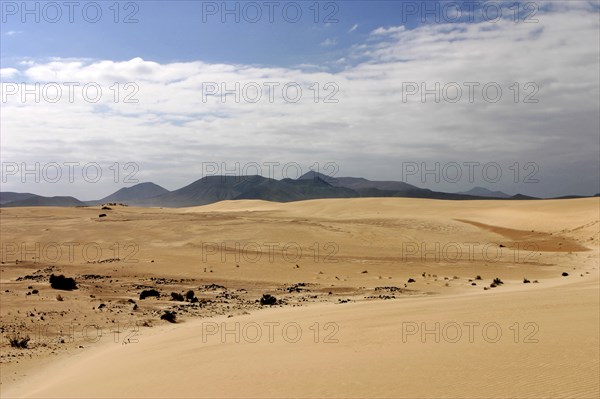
[1,197,598,398]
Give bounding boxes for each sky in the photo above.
[1,0,599,199]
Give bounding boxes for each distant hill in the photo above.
[235,177,357,202]
[1,195,86,207]
[510,194,538,200]
[138,175,358,207]
[0,192,37,205]
[457,187,511,198]
[297,171,339,184]
[3,174,593,208]
[298,171,419,192]
[90,182,170,205]
[298,172,487,200]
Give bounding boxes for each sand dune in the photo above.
[7,275,599,398]
[1,198,598,398]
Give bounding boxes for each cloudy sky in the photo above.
[1,0,599,199]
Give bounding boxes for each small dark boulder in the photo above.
[171,292,184,301]
[185,290,195,301]
[139,289,160,300]
[99,214,107,218]
[160,311,177,323]
[260,294,277,306]
[49,274,77,290]
[562,272,569,277]
[407,278,416,283]
[523,278,531,283]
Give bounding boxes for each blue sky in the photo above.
[2,1,351,66]
[1,1,599,199]
[1,1,550,68]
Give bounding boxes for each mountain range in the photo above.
[1,172,597,208]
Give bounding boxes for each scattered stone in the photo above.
[203,284,225,290]
[49,274,77,290]
[260,294,277,306]
[139,289,160,300]
[171,292,184,301]
[185,290,195,301]
[160,311,177,323]
[7,334,30,349]
[375,286,404,293]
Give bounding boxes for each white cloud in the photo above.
[4,30,23,36]
[320,38,338,47]
[371,26,406,36]
[349,24,359,33]
[0,68,20,79]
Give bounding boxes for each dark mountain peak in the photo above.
[98,182,169,204]
[1,195,85,207]
[134,182,165,189]
[511,194,537,200]
[458,187,510,198]
[329,177,418,192]
[0,192,37,205]
[297,171,338,184]
[192,175,269,185]
[287,176,334,187]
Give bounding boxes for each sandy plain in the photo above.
[0,197,598,398]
